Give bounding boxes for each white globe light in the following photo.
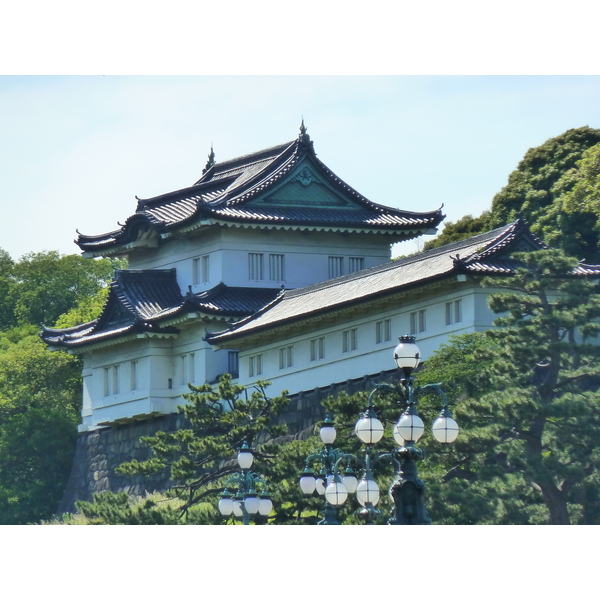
[393,413,425,443]
[325,481,349,506]
[393,336,421,371]
[258,496,273,516]
[244,494,260,515]
[237,449,254,470]
[299,474,316,495]
[354,416,384,445]
[432,416,460,443]
[342,473,358,494]
[315,478,326,495]
[319,424,337,445]
[218,496,234,516]
[356,478,380,507]
[232,499,243,517]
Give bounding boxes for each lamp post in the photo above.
[218,441,274,525]
[352,390,402,524]
[299,336,458,525]
[299,415,358,524]
[387,335,459,524]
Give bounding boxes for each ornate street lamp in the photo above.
[298,415,358,524]
[299,336,458,525]
[218,441,273,525]
[388,335,459,524]
[352,391,398,524]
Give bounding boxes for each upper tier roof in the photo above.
[206,220,600,347]
[76,126,444,255]
[40,270,280,350]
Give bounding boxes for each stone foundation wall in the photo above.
[57,369,396,515]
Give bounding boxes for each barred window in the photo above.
[342,328,358,353]
[410,310,426,335]
[131,360,138,391]
[349,257,364,273]
[249,354,263,377]
[445,300,463,326]
[228,351,239,377]
[201,255,210,283]
[192,257,200,286]
[375,319,392,344]
[328,256,344,279]
[310,337,325,361]
[181,353,195,385]
[104,364,120,396]
[279,346,293,369]
[269,254,285,281]
[249,253,264,280]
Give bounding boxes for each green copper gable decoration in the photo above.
[246,156,361,210]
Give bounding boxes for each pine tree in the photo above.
[419,249,600,524]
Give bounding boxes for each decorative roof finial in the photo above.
[300,117,307,137]
[202,144,216,175]
[298,117,312,148]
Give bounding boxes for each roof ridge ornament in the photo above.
[202,144,216,174]
[298,118,312,147]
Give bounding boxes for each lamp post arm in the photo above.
[332,452,360,475]
[416,382,450,408]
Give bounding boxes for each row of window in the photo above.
[192,253,367,285]
[248,319,392,377]
[246,300,464,378]
[249,253,365,282]
[409,300,463,335]
[103,361,138,397]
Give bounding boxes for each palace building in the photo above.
[43,124,600,436]
[41,124,447,431]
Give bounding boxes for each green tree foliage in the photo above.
[0,249,15,329]
[419,249,600,524]
[0,334,83,524]
[0,247,122,524]
[117,374,289,517]
[425,127,600,262]
[423,212,491,251]
[8,251,119,327]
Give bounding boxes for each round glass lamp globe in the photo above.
[325,481,349,506]
[342,473,358,494]
[356,478,380,507]
[432,416,460,444]
[244,495,260,515]
[237,450,254,470]
[393,414,425,443]
[315,478,326,495]
[354,416,384,445]
[319,424,337,445]
[299,475,316,495]
[393,338,421,371]
[258,496,273,516]
[218,497,234,516]
[232,500,243,518]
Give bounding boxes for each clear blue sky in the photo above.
[1,75,600,260]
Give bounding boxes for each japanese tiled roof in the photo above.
[40,270,280,350]
[207,220,600,346]
[76,127,444,255]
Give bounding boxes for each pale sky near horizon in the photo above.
[2,75,600,261]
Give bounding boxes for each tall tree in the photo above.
[0,335,82,524]
[424,127,600,261]
[9,251,119,327]
[418,249,600,524]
